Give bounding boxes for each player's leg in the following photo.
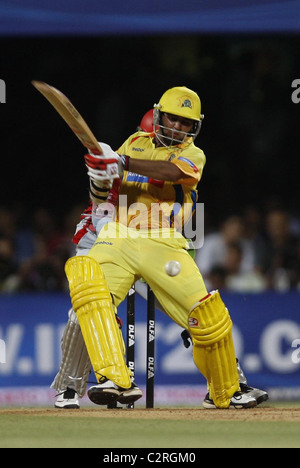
[87,302,142,406]
[52,308,91,409]
[65,248,143,406]
[54,199,133,408]
[180,330,268,407]
[52,244,92,409]
[85,227,147,406]
[139,238,256,409]
[236,359,269,404]
[202,358,268,408]
[65,255,132,387]
[189,291,243,408]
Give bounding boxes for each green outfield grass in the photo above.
[0,402,299,448]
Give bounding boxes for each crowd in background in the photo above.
[196,205,300,293]
[0,204,83,294]
[0,201,299,295]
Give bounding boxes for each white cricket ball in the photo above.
[165,260,181,277]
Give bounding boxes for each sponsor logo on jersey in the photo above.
[127,173,149,183]
[132,147,145,152]
[94,241,113,246]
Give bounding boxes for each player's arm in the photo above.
[87,151,190,183]
[127,158,188,182]
[84,142,203,187]
[83,143,120,235]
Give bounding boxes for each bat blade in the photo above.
[32,80,102,155]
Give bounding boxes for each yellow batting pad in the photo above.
[188,291,239,408]
[65,256,131,389]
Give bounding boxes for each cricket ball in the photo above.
[165,260,181,277]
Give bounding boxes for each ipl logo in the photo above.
[0,338,6,364]
[0,79,6,103]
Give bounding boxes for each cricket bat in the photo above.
[31,81,103,155]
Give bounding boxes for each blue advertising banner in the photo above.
[0,292,300,406]
[0,0,300,36]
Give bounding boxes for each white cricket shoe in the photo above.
[239,383,269,406]
[88,380,121,406]
[203,391,257,409]
[118,383,143,405]
[88,380,142,406]
[55,387,80,409]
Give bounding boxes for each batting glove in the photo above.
[85,142,130,183]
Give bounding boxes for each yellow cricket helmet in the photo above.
[153,86,204,147]
[156,86,203,122]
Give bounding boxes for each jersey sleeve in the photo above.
[171,148,206,186]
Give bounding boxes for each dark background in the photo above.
[0,34,299,229]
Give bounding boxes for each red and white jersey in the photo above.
[72,201,95,246]
[73,178,121,251]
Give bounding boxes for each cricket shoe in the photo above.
[118,383,143,405]
[55,387,80,409]
[240,383,269,406]
[203,391,257,410]
[88,380,143,406]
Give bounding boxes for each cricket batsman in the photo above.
[62,86,267,409]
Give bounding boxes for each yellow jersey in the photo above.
[117,131,206,231]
